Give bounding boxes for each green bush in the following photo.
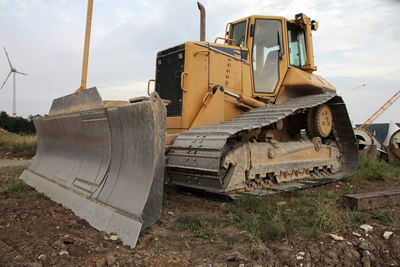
[0,111,35,135]
[346,155,400,183]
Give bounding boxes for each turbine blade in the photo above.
[0,71,12,89]
[16,71,28,76]
[3,47,13,70]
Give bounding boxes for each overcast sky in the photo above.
[0,0,399,124]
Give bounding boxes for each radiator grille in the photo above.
[155,44,185,117]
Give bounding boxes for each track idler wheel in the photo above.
[307,104,333,138]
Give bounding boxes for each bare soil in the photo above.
[0,149,33,160]
[0,162,399,266]
[0,159,32,168]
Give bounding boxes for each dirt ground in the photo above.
[0,160,399,266]
[0,150,33,160]
[0,159,32,168]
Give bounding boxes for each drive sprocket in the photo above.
[307,104,333,138]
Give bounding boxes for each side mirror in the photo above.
[311,20,318,31]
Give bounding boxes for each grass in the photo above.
[0,165,49,200]
[223,155,400,242]
[69,224,83,230]
[177,215,219,239]
[33,192,50,200]
[216,232,240,251]
[224,193,341,241]
[171,156,400,247]
[0,165,27,180]
[0,131,36,158]
[345,155,400,183]
[174,213,244,253]
[0,180,33,198]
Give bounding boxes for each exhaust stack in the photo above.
[197,2,206,41]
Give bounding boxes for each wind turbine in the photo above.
[1,47,28,116]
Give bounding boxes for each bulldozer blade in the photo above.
[48,86,104,116]
[20,90,166,248]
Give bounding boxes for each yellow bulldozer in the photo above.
[20,2,358,248]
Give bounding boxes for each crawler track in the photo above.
[167,93,358,194]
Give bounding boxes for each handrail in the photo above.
[180,72,188,92]
[147,79,156,96]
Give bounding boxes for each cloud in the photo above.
[98,80,148,100]
[330,76,400,124]
[0,0,399,124]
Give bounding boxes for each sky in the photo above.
[0,0,399,124]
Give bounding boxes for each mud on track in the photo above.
[0,162,399,266]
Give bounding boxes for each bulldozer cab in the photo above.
[156,14,331,135]
[226,15,317,100]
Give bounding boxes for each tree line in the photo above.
[0,111,36,135]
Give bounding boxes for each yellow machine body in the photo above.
[159,13,357,193]
[158,14,335,145]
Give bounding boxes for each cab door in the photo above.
[247,17,289,100]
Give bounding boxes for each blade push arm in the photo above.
[75,0,94,93]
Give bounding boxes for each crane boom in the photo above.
[360,89,400,129]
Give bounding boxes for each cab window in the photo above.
[287,22,307,68]
[230,21,247,47]
[252,19,282,93]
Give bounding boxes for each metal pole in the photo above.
[13,72,16,116]
[76,0,94,93]
[223,89,240,99]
